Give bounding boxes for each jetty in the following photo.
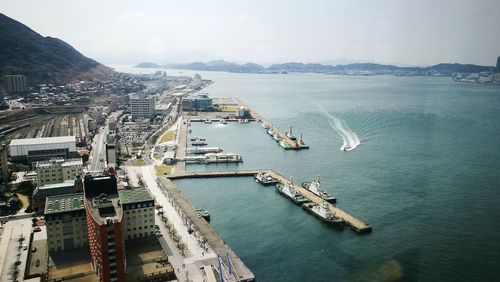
[235,99,309,150]
[167,170,372,233]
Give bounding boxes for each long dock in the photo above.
[167,170,372,233]
[158,176,255,281]
[235,99,309,150]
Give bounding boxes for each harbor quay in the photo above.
[167,170,372,233]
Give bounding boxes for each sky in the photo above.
[1,0,500,66]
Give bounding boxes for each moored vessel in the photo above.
[302,175,336,203]
[302,202,344,225]
[196,208,210,221]
[275,183,309,205]
[286,126,297,140]
[255,172,278,185]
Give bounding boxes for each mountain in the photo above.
[149,59,497,76]
[0,13,112,85]
[163,60,266,73]
[134,62,163,68]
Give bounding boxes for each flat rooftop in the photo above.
[10,136,76,146]
[118,187,154,205]
[45,193,84,214]
[39,180,75,190]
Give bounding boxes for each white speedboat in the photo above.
[204,119,212,124]
[267,128,275,136]
[302,202,343,225]
[302,176,336,203]
[342,145,352,151]
[220,119,227,124]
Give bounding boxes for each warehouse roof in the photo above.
[10,136,76,146]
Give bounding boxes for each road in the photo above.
[88,111,122,172]
[0,218,33,281]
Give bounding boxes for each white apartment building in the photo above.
[130,93,155,120]
[35,158,83,186]
[45,193,88,252]
[118,187,156,239]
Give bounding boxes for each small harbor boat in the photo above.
[267,128,275,136]
[255,172,278,185]
[190,136,206,142]
[204,119,212,124]
[302,175,336,203]
[261,122,270,129]
[196,208,211,221]
[220,119,227,124]
[275,183,309,205]
[204,153,243,163]
[273,133,283,142]
[302,202,344,225]
[286,126,297,140]
[191,140,207,146]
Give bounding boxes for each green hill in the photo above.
[0,13,112,85]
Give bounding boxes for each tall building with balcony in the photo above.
[130,93,155,120]
[84,175,126,282]
[3,75,28,94]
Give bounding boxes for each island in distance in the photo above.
[135,58,500,84]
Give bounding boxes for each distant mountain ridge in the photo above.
[136,59,497,76]
[0,13,112,85]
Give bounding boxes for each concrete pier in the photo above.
[167,170,372,233]
[235,98,309,150]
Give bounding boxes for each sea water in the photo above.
[114,65,500,281]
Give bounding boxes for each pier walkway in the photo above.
[167,170,372,233]
[235,99,309,150]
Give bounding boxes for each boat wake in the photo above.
[318,107,360,151]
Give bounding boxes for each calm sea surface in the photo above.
[113,65,500,281]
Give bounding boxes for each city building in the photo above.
[106,136,117,168]
[0,143,8,182]
[155,103,172,116]
[497,56,500,73]
[182,93,213,111]
[35,158,83,186]
[3,74,28,94]
[45,193,87,252]
[33,178,81,210]
[84,175,126,282]
[9,136,78,166]
[118,187,155,239]
[237,106,251,118]
[130,93,155,120]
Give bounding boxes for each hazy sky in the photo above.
[2,0,500,66]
